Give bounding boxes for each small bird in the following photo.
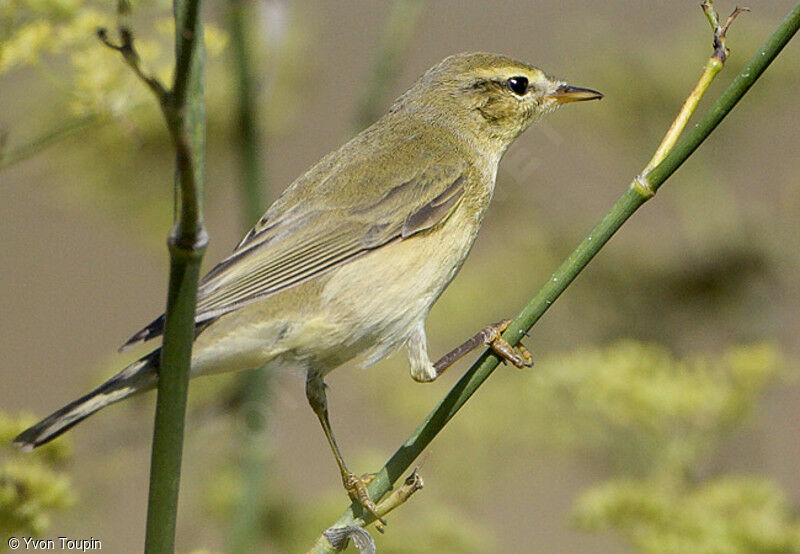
[14,52,601,520]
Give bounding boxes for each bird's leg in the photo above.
[432,319,533,378]
[305,373,386,526]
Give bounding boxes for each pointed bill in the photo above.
[546,84,603,104]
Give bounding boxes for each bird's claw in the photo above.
[343,471,386,526]
[485,319,534,368]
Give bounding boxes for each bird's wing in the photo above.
[120,157,467,350]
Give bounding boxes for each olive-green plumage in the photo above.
[15,53,601,464]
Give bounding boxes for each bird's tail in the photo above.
[13,350,160,451]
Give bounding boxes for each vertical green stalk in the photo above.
[227,0,273,552]
[229,0,268,221]
[354,0,423,129]
[144,0,207,551]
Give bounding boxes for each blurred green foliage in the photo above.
[555,343,800,553]
[516,341,781,472]
[0,412,76,536]
[544,342,796,553]
[0,0,227,116]
[575,476,800,554]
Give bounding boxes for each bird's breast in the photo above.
[315,193,489,363]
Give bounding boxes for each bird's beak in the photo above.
[545,84,604,104]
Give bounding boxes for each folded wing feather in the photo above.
[120,158,467,350]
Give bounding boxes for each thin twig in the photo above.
[97,27,169,102]
[97,17,206,245]
[172,0,203,110]
[372,469,424,533]
[701,1,750,61]
[0,113,105,171]
[642,4,748,176]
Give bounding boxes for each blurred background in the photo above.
[2,1,800,552]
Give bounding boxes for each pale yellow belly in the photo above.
[190,205,480,376]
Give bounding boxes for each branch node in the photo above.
[168,226,209,253]
[314,469,424,552]
[373,469,424,533]
[632,173,656,199]
[96,27,123,52]
[701,1,750,61]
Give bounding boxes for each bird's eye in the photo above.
[506,76,529,96]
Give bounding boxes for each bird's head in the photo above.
[393,52,602,154]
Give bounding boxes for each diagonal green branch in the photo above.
[308,2,800,551]
[0,113,105,171]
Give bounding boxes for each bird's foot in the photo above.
[485,319,534,368]
[343,471,386,526]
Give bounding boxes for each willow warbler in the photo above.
[15,52,601,518]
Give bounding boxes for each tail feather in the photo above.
[13,351,160,451]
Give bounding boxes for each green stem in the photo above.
[308,2,800,551]
[226,1,273,552]
[0,113,105,171]
[646,3,800,192]
[229,0,268,224]
[642,56,722,174]
[144,0,207,551]
[354,0,423,130]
